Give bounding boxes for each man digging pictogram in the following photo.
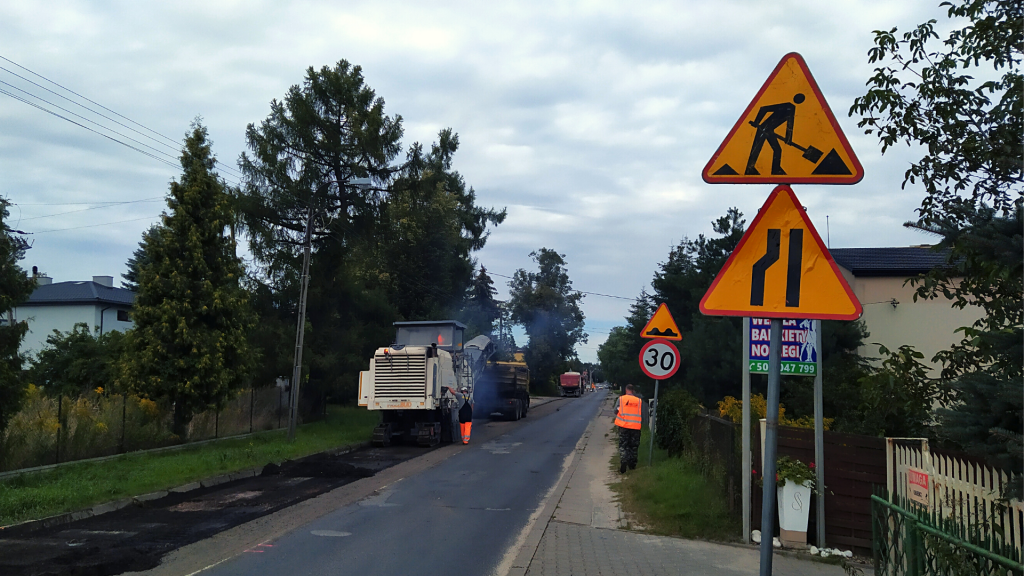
[744,93,823,176]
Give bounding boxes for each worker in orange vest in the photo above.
[614,384,643,473]
[458,387,473,444]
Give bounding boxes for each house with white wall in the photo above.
[830,246,982,374]
[14,274,135,358]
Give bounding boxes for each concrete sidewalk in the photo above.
[517,396,845,576]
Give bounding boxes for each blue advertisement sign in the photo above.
[749,318,818,376]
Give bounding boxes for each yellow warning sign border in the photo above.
[641,302,683,340]
[701,52,864,185]
[699,185,863,320]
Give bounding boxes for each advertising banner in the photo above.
[749,318,818,376]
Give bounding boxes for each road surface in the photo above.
[188,391,605,576]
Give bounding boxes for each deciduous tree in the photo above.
[850,0,1021,486]
[508,249,587,392]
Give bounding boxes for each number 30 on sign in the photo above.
[638,339,680,380]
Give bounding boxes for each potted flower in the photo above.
[776,456,817,547]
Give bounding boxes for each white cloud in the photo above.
[0,0,950,362]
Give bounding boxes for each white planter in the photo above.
[777,480,812,533]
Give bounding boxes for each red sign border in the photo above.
[638,338,681,380]
[698,185,863,321]
[701,52,864,185]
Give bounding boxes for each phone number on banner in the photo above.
[749,361,817,375]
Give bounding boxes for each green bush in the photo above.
[655,387,701,457]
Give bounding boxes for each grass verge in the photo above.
[612,426,740,541]
[0,405,378,526]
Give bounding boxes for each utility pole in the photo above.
[287,204,314,441]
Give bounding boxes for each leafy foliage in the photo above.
[717,393,834,431]
[30,324,126,399]
[0,199,34,436]
[508,249,587,393]
[850,0,1022,484]
[654,387,701,457]
[121,122,257,437]
[775,456,816,489]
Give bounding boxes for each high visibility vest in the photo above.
[615,394,642,430]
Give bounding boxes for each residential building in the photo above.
[831,246,982,374]
[13,274,135,357]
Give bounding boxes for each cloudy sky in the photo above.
[0,1,950,361]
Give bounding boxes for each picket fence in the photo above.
[887,438,1024,557]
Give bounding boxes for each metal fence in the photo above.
[872,493,1024,576]
[0,385,312,472]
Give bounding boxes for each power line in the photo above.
[0,86,180,170]
[0,78,187,164]
[487,271,635,301]
[17,197,163,221]
[0,85,241,187]
[0,54,243,179]
[31,214,161,234]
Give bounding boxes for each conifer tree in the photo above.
[121,121,256,438]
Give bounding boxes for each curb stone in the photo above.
[0,441,369,534]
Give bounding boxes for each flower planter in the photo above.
[777,480,812,547]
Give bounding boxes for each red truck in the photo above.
[559,372,582,397]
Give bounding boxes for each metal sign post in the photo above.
[742,317,752,544]
[649,378,660,466]
[638,336,680,467]
[759,319,784,576]
[813,320,825,547]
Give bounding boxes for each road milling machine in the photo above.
[358,321,494,446]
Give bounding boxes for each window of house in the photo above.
[117,309,130,322]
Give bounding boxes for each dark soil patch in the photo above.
[0,444,431,576]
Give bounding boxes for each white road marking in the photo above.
[311,530,352,537]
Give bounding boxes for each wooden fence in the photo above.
[887,438,1024,558]
[753,422,887,557]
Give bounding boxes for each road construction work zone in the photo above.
[702,53,862,184]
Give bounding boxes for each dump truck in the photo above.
[358,321,493,446]
[560,371,582,397]
[475,356,530,420]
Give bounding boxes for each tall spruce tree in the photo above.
[0,199,35,437]
[462,266,502,337]
[381,130,505,321]
[121,122,256,438]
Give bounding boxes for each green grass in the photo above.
[0,405,378,526]
[612,426,741,541]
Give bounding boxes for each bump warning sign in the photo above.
[641,303,682,340]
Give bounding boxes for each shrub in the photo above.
[655,388,701,457]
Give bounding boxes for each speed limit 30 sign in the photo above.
[638,338,680,380]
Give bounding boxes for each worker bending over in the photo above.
[614,384,643,473]
[459,387,473,444]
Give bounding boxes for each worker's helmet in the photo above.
[460,387,468,393]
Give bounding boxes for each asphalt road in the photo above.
[204,390,606,576]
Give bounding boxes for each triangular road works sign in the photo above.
[702,53,863,185]
[641,303,682,340]
[700,185,862,320]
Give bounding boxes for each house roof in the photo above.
[830,247,951,277]
[21,281,136,307]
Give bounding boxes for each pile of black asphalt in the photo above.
[0,445,429,576]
